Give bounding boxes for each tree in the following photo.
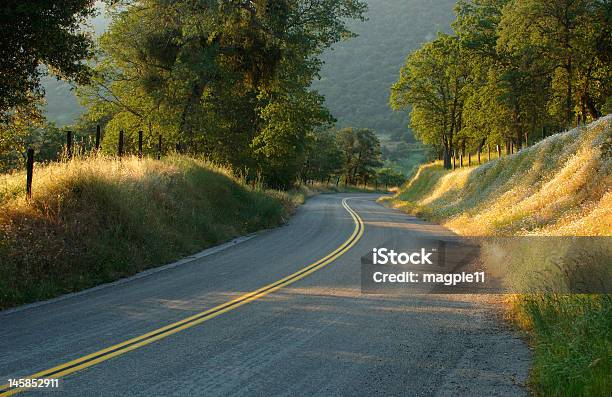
[0,0,96,120]
[498,0,611,126]
[336,127,382,185]
[456,0,551,152]
[392,0,610,164]
[0,102,44,170]
[301,129,343,184]
[390,34,470,169]
[79,0,367,188]
[376,167,406,189]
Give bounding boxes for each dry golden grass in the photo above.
[390,115,611,236]
[0,155,297,308]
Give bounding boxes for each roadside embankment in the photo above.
[0,155,302,309]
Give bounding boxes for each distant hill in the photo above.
[312,0,457,138]
[42,77,83,126]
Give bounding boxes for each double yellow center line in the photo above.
[1,198,364,396]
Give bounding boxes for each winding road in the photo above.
[0,194,529,396]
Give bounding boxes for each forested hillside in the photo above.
[312,0,457,139]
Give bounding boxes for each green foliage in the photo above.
[0,104,44,171]
[391,33,469,169]
[376,167,406,188]
[498,0,611,126]
[516,294,611,397]
[253,89,334,188]
[0,0,96,119]
[302,129,343,183]
[336,127,383,184]
[0,103,70,172]
[391,0,612,170]
[382,141,433,179]
[78,0,366,188]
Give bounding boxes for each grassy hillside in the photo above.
[386,116,611,396]
[0,156,301,309]
[390,116,611,236]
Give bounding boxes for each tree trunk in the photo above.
[443,147,452,170]
[566,57,573,127]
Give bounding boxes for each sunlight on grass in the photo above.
[389,115,611,236]
[0,155,297,309]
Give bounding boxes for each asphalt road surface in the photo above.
[0,194,530,396]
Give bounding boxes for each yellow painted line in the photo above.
[0,198,365,396]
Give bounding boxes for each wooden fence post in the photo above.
[26,148,34,199]
[95,125,101,151]
[138,130,143,159]
[497,144,501,158]
[118,130,124,157]
[452,150,456,170]
[468,152,472,167]
[157,135,162,160]
[487,145,491,161]
[459,153,463,168]
[66,130,73,159]
[477,148,481,165]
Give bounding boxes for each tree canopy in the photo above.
[336,127,383,185]
[0,0,96,120]
[79,0,367,188]
[391,0,611,169]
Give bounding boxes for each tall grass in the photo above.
[0,155,299,309]
[390,115,611,236]
[387,116,611,396]
[510,294,611,396]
